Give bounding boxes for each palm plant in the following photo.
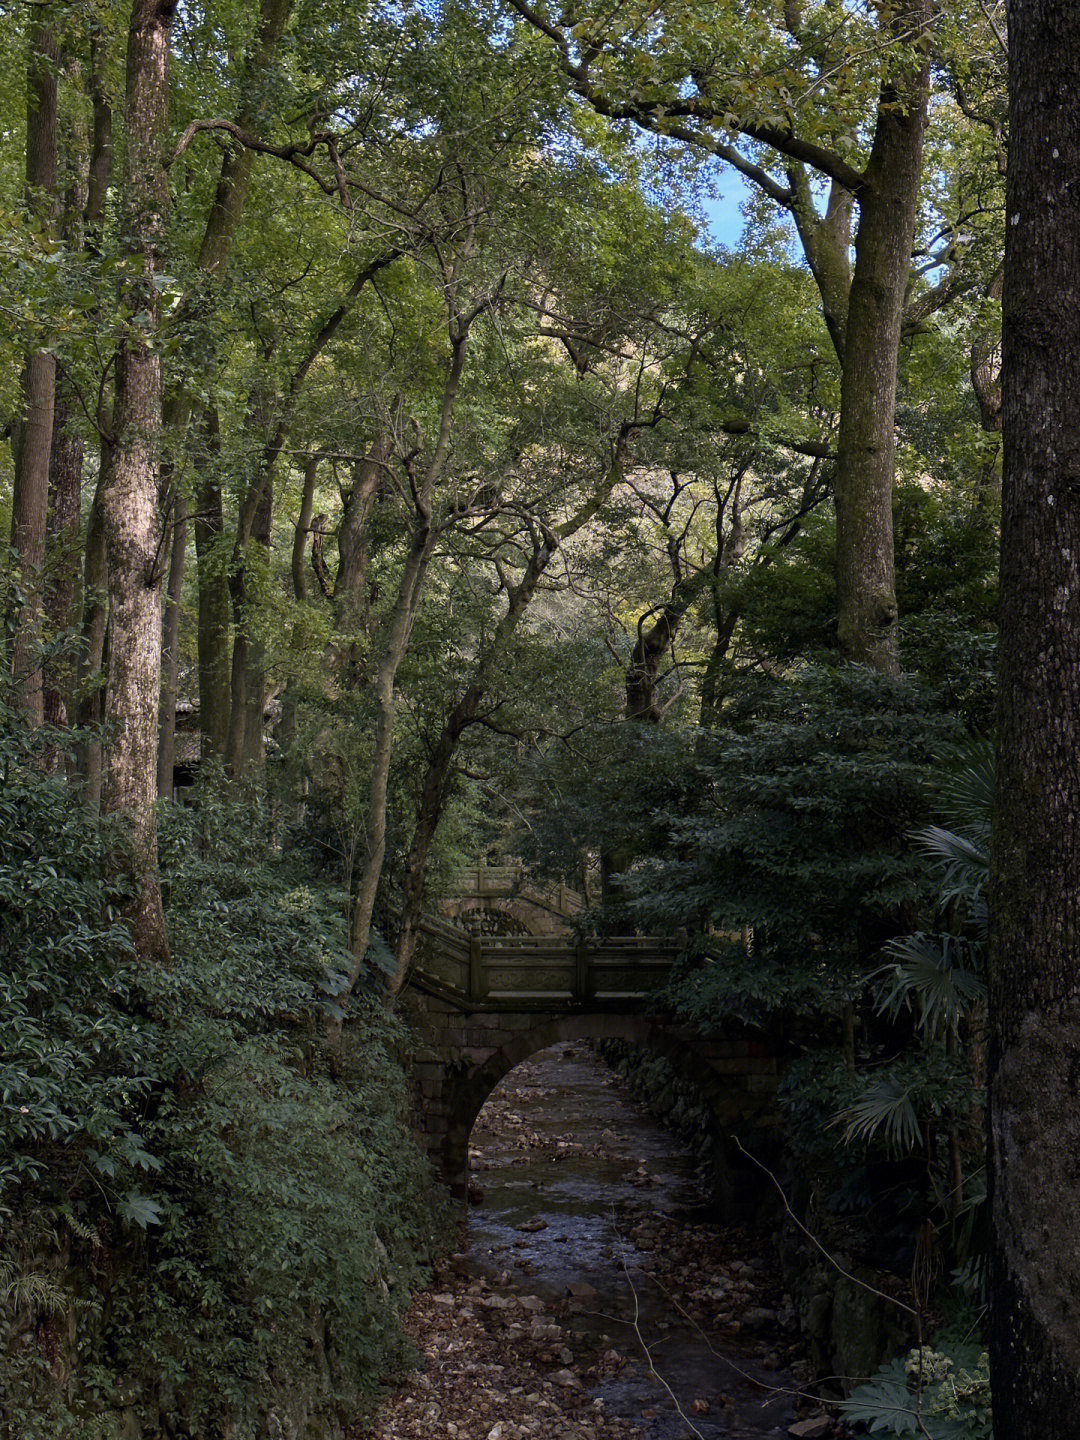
[836,742,992,1223]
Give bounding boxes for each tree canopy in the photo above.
[4,1,1060,1436]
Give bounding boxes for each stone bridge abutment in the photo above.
[399,880,785,1205]
[404,990,783,1199]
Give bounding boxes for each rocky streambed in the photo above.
[359,1043,841,1440]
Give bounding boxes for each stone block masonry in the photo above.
[401,989,786,1194]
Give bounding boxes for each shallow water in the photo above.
[466,1044,799,1438]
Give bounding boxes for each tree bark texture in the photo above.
[156,496,187,799]
[43,394,84,737]
[990,4,1080,1435]
[101,0,175,966]
[9,15,60,725]
[834,7,931,674]
[76,471,109,804]
[192,410,231,761]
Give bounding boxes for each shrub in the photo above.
[0,725,449,1438]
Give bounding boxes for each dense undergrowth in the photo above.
[0,711,449,1440]
[578,666,992,1432]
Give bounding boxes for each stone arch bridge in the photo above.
[402,892,784,1197]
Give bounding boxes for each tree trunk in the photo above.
[156,0,292,767]
[76,467,109,804]
[42,39,95,748]
[345,330,469,996]
[790,171,851,363]
[834,13,931,673]
[625,567,712,722]
[194,0,293,277]
[191,410,231,761]
[9,13,60,725]
[278,454,322,762]
[156,495,187,799]
[226,470,272,779]
[43,393,84,739]
[85,17,112,242]
[390,527,558,995]
[10,358,56,723]
[291,455,320,604]
[334,430,392,674]
[698,608,739,728]
[346,520,436,987]
[989,4,1080,1434]
[100,0,175,967]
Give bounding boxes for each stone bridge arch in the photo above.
[439,864,585,939]
[404,992,782,1201]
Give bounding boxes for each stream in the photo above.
[362,1043,831,1440]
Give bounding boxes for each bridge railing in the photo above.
[447,864,586,919]
[411,919,680,1009]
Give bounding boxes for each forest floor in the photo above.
[356,1046,839,1440]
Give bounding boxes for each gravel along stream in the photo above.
[361,1043,835,1440]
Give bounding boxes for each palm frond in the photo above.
[939,738,994,840]
[878,932,986,1038]
[833,1079,923,1152]
[912,824,988,910]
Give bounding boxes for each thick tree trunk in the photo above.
[834,15,931,674]
[156,496,187,799]
[9,14,60,725]
[100,0,175,966]
[390,529,558,995]
[85,18,112,241]
[989,5,1080,1435]
[77,469,109,803]
[43,394,84,738]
